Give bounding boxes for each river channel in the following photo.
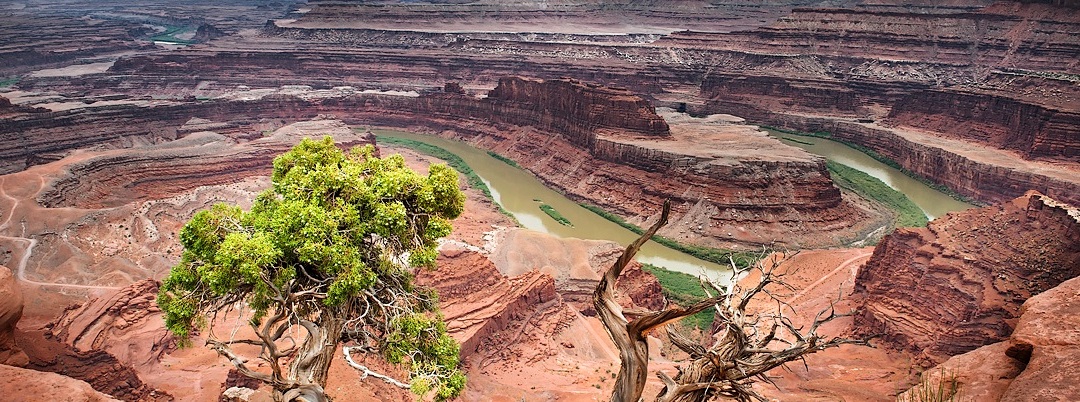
[767,130,974,220]
[376,128,974,280]
[373,129,736,281]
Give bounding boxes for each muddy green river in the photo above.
[374,129,735,280]
[767,130,974,220]
[376,128,974,279]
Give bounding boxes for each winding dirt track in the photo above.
[0,176,121,291]
[785,250,873,305]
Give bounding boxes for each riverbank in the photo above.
[370,128,738,278]
[825,161,928,228]
[766,127,979,209]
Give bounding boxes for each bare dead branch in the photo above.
[593,200,670,402]
[342,346,412,389]
[594,227,872,402]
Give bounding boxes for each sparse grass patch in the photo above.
[579,203,756,269]
[827,161,928,228]
[539,203,573,226]
[641,264,716,331]
[897,369,962,402]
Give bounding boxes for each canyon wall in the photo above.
[0,77,879,249]
[887,88,1080,161]
[702,95,1080,207]
[853,191,1080,365]
[908,275,1080,400]
[669,5,1080,76]
[486,77,670,147]
[400,80,875,248]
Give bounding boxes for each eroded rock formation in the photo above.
[0,265,29,367]
[18,330,172,402]
[854,191,1080,365]
[0,363,122,402]
[418,248,562,359]
[904,275,1080,401]
[45,280,173,371]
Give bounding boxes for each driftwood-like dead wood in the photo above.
[594,202,870,402]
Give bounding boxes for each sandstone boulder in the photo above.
[0,363,121,402]
[999,275,1080,401]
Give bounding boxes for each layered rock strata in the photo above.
[854,191,1080,365]
[417,248,561,359]
[887,88,1080,161]
[704,95,1080,207]
[485,76,670,147]
[1,78,876,249]
[904,275,1080,401]
[0,13,152,75]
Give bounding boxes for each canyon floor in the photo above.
[2,1,1079,401]
[1,125,920,401]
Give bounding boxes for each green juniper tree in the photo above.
[157,136,467,401]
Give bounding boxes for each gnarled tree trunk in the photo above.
[594,200,870,402]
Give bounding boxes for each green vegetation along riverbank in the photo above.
[826,161,928,228]
[641,264,717,331]
[579,203,756,269]
[764,126,976,205]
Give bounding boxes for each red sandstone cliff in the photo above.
[853,191,1080,365]
[886,88,1080,162]
[904,275,1080,400]
[486,76,670,147]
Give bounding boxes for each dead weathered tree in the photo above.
[593,201,870,402]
